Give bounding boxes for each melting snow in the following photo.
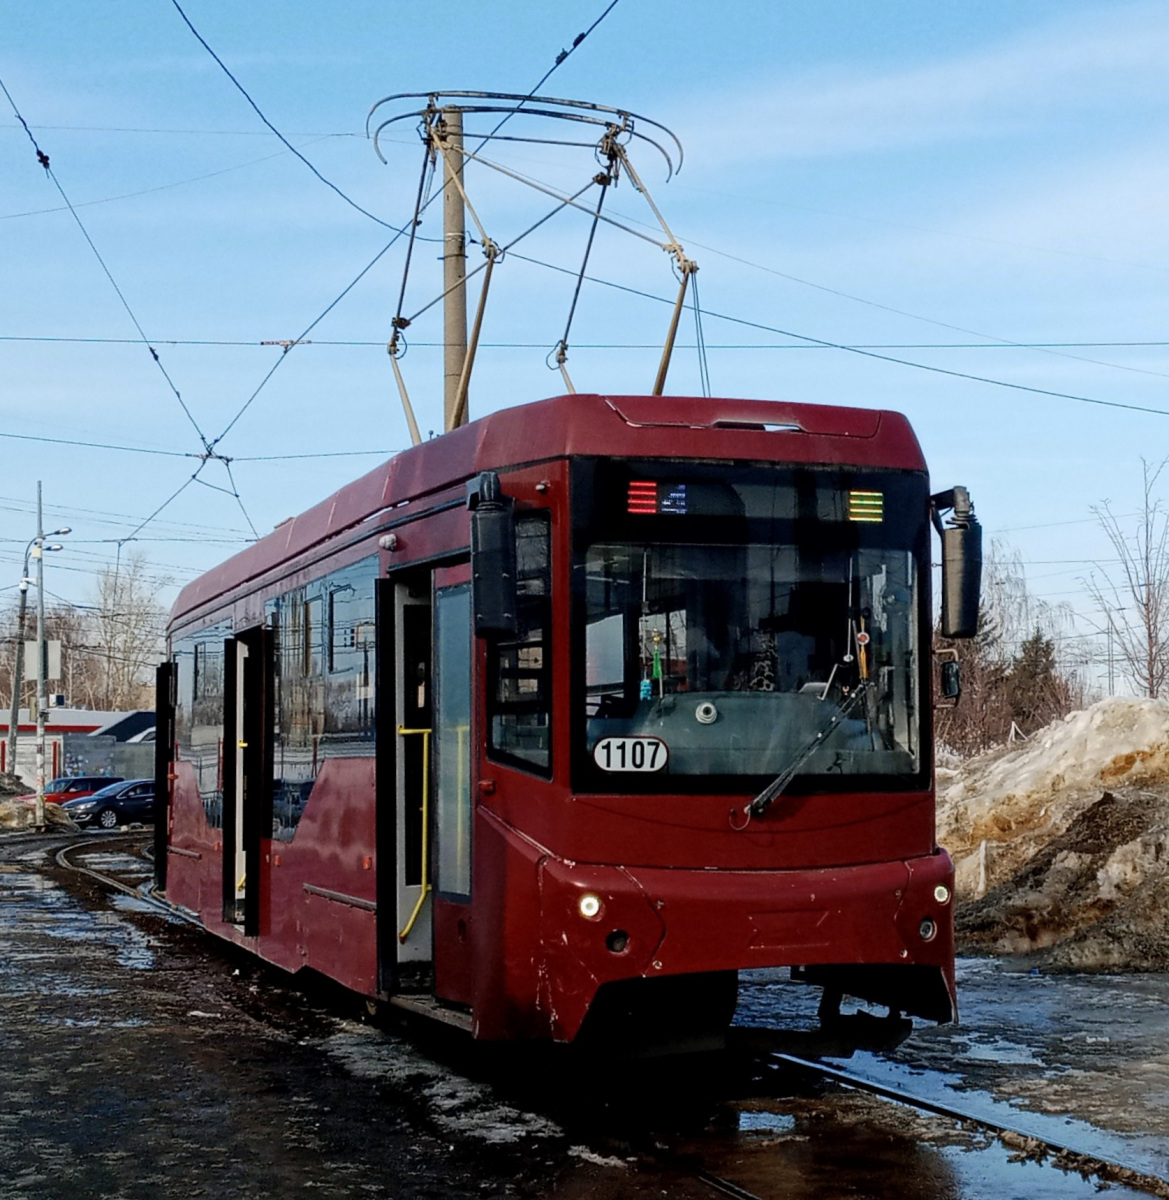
[939,697,1169,969]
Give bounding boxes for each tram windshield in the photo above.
[574,460,928,792]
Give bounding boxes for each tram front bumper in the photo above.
[534,850,955,1041]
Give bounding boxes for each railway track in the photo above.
[762,1052,1169,1199]
[56,835,1169,1200]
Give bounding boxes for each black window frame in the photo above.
[486,511,553,778]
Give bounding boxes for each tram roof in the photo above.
[172,393,924,623]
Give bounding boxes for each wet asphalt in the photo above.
[2,831,1167,1200]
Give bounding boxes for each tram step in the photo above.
[387,992,474,1033]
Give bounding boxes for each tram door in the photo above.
[384,568,475,999]
[222,628,270,936]
[393,578,433,967]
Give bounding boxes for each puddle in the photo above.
[76,852,150,873]
[737,1109,797,1134]
[736,959,1169,1183]
[0,866,156,972]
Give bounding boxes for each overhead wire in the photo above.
[169,0,408,235]
[5,334,1169,351]
[0,426,395,462]
[481,153,1169,385]
[378,0,625,396]
[208,230,407,448]
[0,70,264,553]
[671,230,1169,384]
[119,467,207,547]
[0,136,346,221]
[504,251,1169,420]
[0,430,195,458]
[0,72,214,454]
[476,0,623,145]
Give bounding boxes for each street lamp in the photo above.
[6,519,69,792]
[25,483,69,829]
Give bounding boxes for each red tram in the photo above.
[154,392,980,1045]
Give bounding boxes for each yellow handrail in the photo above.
[397,725,432,942]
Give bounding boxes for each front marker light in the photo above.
[933,885,951,905]
[579,893,601,919]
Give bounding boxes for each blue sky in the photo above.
[3,1,1166,688]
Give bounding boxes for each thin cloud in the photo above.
[675,3,1169,166]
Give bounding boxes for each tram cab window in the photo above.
[488,515,551,774]
[575,460,928,793]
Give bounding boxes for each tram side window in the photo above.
[268,556,377,841]
[488,515,551,774]
[173,624,230,830]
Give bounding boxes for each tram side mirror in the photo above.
[468,470,518,638]
[932,485,982,639]
[940,659,961,700]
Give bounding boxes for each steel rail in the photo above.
[774,1052,1169,1199]
[56,835,205,927]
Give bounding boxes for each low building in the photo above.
[0,708,155,786]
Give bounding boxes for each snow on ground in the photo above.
[938,697,1169,970]
[0,797,76,831]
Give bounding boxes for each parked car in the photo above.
[60,779,155,830]
[14,776,124,805]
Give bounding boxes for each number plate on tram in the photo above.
[592,737,668,772]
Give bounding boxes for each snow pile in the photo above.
[938,696,1169,970]
[0,798,77,832]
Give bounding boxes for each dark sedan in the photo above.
[61,779,155,830]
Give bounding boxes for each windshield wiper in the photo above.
[738,680,871,825]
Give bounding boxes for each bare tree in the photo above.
[88,553,171,710]
[1086,458,1169,699]
[0,603,97,713]
[0,553,171,713]
[937,540,1085,755]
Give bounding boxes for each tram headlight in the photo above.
[919,917,937,942]
[933,885,951,905]
[579,893,602,919]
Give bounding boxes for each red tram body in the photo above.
[156,393,967,1043]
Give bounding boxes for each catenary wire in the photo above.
[169,0,407,235]
[207,231,406,448]
[4,334,1169,350]
[0,73,214,453]
[431,145,1168,386]
[671,229,1169,384]
[0,493,255,539]
[0,427,393,463]
[475,0,622,146]
[504,251,1169,420]
[0,137,344,221]
[119,2,622,548]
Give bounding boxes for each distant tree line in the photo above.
[0,553,169,714]
[936,544,1086,757]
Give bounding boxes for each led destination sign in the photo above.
[624,477,885,524]
[626,480,688,515]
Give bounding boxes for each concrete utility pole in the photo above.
[441,106,468,433]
